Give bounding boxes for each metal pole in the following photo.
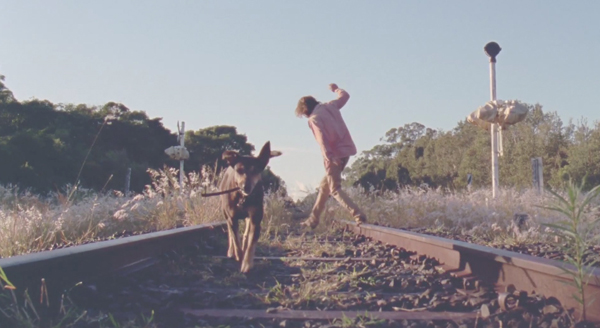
[179,121,185,189]
[485,42,501,199]
[490,61,499,199]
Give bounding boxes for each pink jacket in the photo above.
[308,88,357,172]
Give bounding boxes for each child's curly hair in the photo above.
[295,96,319,118]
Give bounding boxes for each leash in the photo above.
[201,187,240,197]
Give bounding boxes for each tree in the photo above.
[0,98,176,193]
[342,106,599,192]
[185,126,254,173]
[345,123,433,192]
[561,120,600,189]
[0,73,288,194]
[262,167,286,195]
[0,74,16,103]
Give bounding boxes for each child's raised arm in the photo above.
[325,84,350,110]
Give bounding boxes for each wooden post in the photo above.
[467,173,472,192]
[532,157,543,195]
[125,167,131,195]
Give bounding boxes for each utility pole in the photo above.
[484,42,501,199]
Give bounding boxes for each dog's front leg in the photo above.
[241,216,261,273]
[227,225,234,258]
[225,212,235,258]
[226,219,243,262]
[241,217,251,252]
[226,221,235,258]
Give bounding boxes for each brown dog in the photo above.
[219,141,282,273]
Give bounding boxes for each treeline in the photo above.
[345,103,600,191]
[0,74,284,194]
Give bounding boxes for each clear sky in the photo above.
[1,1,599,199]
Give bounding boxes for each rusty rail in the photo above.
[0,222,227,305]
[340,220,600,321]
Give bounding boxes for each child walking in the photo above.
[295,83,367,229]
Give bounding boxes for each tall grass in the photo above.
[295,185,600,246]
[3,166,599,259]
[0,166,222,259]
[261,188,294,242]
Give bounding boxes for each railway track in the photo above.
[1,220,598,327]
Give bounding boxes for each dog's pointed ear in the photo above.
[257,141,273,170]
[258,142,281,170]
[222,150,239,166]
[258,141,271,162]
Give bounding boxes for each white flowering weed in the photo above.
[0,166,221,258]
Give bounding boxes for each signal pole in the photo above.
[484,42,501,199]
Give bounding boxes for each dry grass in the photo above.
[0,166,222,259]
[2,164,599,260]
[0,164,298,259]
[295,185,600,246]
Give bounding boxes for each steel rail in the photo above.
[182,308,478,320]
[0,222,227,305]
[339,220,600,321]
